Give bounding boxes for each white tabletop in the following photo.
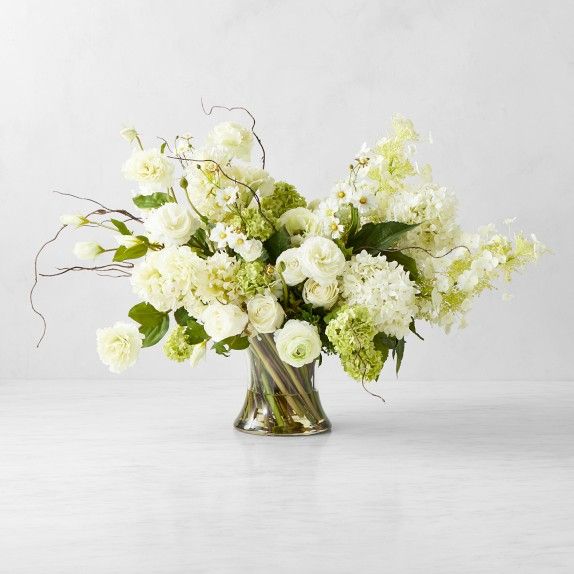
[0,379,572,573]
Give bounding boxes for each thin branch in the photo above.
[40,262,134,278]
[53,191,143,223]
[386,244,472,258]
[201,99,266,169]
[30,225,66,348]
[361,379,386,403]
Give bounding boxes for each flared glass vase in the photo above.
[234,334,331,436]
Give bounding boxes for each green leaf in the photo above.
[128,302,169,348]
[264,226,291,263]
[179,176,188,190]
[409,320,424,341]
[174,307,192,327]
[383,250,420,282]
[173,307,209,344]
[110,219,132,236]
[213,335,250,356]
[132,192,173,209]
[395,338,405,375]
[348,221,419,254]
[347,205,360,243]
[113,242,148,262]
[373,332,399,351]
[160,142,167,154]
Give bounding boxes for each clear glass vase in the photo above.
[234,334,331,436]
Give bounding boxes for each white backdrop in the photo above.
[1,0,572,382]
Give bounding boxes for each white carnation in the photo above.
[122,148,175,192]
[340,250,418,339]
[274,319,322,368]
[276,248,306,286]
[144,203,199,246]
[299,236,346,285]
[201,302,248,342]
[96,322,143,373]
[207,122,253,162]
[247,294,285,333]
[302,279,339,310]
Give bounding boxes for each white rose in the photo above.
[189,341,207,367]
[299,236,346,285]
[120,126,139,143]
[96,322,143,373]
[278,207,318,237]
[207,122,253,161]
[276,248,306,286]
[73,241,104,260]
[274,319,322,368]
[247,294,285,334]
[60,213,87,227]
[122,148,175,191]
[234,238,263,262]
[302,279,339,310]
[201,302,248,342]
[144,203,199,246]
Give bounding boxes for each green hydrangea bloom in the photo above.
[163,326,193,362]
[236,260,276,298]
[325,305,384,381]
[260,182,306,219]
[223,207,275,240]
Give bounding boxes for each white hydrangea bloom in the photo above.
[340,251,418,339]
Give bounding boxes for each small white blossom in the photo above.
[73,241,104,260]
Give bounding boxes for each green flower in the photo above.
[163,326,193,362]
[260,181,306,219]
[223,207,275,240]
[236,260,276,298]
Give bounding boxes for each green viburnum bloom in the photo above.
[325,305,384,381]
[236,260,276,299]
[260,182,306,219]
[163,326,193,362]
[223,207,275,240]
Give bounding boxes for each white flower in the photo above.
[122,148,175,192]
[340,250,418,339]
[120,127,139,143]
[299,236,346,285]
[247,294,285,333]
[349,183,376,215]
[214,185,239,208]
[195,251,240,305]
[209,223,237,249]
[276,248,306,286]
[130,246,205,312]
[207,122,253,161]
[232,236,263,262]
[201,302,248,342]
[96,322,143,373]
[60,213,86,227]
[302,279,339,310]
[278,207,318,238]
[114,234,142,248]
[331,182,352,204]
[73,241,104,260]
[274,319,322,368]
[318,215,345,239]
[144,203,199,246]
[189,341,207,367]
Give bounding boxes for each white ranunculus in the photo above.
[278,207,318,238]
[274,319,322,368]
[207,122,253,161]
[144,203,199,246]
[201,302,248,342]
[120,127,138,143]
[247,294,285,334]
[298,236,346,285]
[60,213,87,227]
[234,238,263,262]
[73,241,104,260]
[189,341,207,367]
[114,234,142,248]
[96,322,143,373]
[276,248,306,286]
[122,148,175,191]
[302,279,339,310]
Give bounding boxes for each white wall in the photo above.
[1,0,572,382]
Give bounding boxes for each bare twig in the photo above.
[39,262,134,278]
[53,191,143,223]
[361,379,386,403]
[201,99,266,169]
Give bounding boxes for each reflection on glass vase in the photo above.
[234,334,331,436]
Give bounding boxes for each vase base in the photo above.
[233,421,331,437]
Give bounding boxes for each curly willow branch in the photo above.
[386,245,472,258]
[52,191,143,223]
[201,99,266,169]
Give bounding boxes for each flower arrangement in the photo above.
[33,109,544,433]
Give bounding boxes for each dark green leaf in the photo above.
[373,332,399,351]
[110,219,132,236]
[132,192,173,209]
[174,307,192,327]
[213,335,250,356]
[383,251,420,282]
[264,226,291,263]
[113,242,148,262]
[348,221,419,254]
[347,205,360,243]
[173,307,209,344]
[395,338,405,375]
[128,302,169,348]
[409,320,424,341]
